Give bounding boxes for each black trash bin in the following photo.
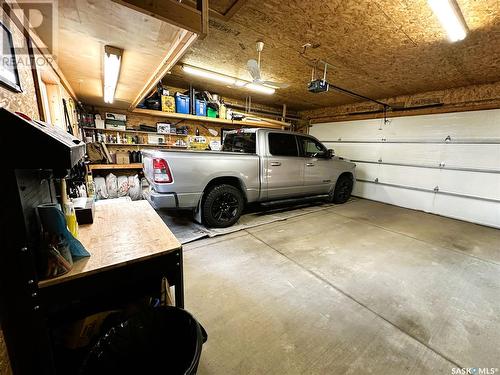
[80,306,207,375]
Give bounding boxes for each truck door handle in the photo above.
[306,162,315,167]
[270,162,281,166]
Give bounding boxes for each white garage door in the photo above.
[310,109,500,228]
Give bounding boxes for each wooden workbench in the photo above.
[35,199,184,372]
[36,199,184,373]
[39,199,181,288]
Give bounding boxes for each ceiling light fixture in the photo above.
[245,83,276,95]
[103,46,123,104]
[428,0,468,42]
[182,65,236,85]
[182,65,275,95]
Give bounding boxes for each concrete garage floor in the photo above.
[183,198,500,374]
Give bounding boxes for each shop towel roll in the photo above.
[38,203,90,258]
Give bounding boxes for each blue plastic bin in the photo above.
[175,94,190,114]
[195,99,207,116]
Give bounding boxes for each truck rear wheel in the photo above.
[330,174,353,204]
[202,184,244,228]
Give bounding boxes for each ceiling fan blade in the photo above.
[261,80,290,89]
[246,59,261,81]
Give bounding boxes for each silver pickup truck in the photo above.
[143,128,355,227]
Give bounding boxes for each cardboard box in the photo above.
[148,134,165,144]
[105,112,127,122]
[105,124,126,131]
[115,151,130,164]
[161,95,175,113]
[157,122,171,134]
[95,119,105,129]
[64,310,118,349]
[105,119,126,131]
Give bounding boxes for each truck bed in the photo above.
[142,149,261,209]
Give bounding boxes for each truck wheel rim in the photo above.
[212,193,239,222]
[338,180,351,200]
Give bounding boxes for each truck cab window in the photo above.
[268,133,299,157]
[300,137,327,158]
[222,133,256,153]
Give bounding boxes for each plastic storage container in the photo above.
[207,107,218,118]
[175,94,190,114]
[195,99,207,116]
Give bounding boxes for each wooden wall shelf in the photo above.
[132,108,289,129]
[82,126,188,136]
[88,163,143,170]
[104,143,187,148]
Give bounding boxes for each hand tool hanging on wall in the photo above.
[63,98,73,135]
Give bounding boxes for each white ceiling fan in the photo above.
[246,41,290,89]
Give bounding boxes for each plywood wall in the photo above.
[0,329,11,375]
[301,81,500,124]
[0,7,39,120]
[91,105,244,142]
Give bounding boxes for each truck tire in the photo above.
[330,174,353,204]
[202,184,244,228]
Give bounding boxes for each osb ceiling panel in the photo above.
[209,0,238,15]
[57,0,186,108]
[168,0,500,111]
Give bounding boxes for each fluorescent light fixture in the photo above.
[182,65,236,85]
[428,0,468,42]
[234,80,247,87]
[182,65,275,95]
[103,46,123,104]
[245,83,275,95]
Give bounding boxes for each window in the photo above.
[300,137,328,158]
[268,133,298,157]
[222,132,256,153]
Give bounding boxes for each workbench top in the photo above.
[38,199,181,288]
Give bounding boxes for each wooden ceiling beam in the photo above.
[186,0,248,21]
[128,31,198,111]
[112,0,209,37]
[222,0,248,20]
[197,0,209,36]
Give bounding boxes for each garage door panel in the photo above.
[432,195,500,229]
[356,163,500,200]
[312,109,500,141]
[325,143,381,161]
[354,181,500,228]
[326,143,500,170]
[437,170,500,200]
[353,180,435,213]
[311,119,384,141]
[385,109,500,140]
[312,109,500,227]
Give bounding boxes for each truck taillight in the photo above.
[153,158,173,183]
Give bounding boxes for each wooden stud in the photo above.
[1,1,78,103]
[197,0,210,39]
[128,31,198,111]
[112,0,208,36]
[222,0,248,20]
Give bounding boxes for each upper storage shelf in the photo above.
[132,108,290,129]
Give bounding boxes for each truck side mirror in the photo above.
[328,149,334,158]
